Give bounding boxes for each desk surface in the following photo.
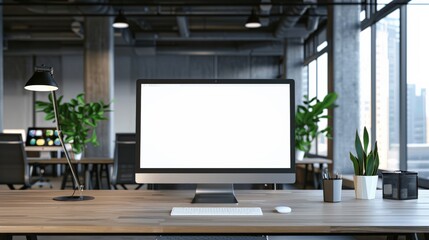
[27,157,113,165]
[0,190,428,235]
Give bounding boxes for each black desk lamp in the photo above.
[24,65,94,201]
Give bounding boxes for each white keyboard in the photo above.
[170,207,263,216]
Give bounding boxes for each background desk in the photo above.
[296,157,332,189]
[0,190,428,237]
[28,158,113,190]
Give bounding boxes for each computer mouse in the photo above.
[275,206,292,214]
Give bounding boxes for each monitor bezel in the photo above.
[135,79,295,176]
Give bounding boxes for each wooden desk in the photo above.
[0,190,428,237]
[28,158,114,190]
[296,157,332,189]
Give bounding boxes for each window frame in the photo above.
[359,0,429,185]
[303,25,329,157]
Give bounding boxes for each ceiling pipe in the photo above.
[275,0,317,38]
[5,32,82,41]
[176,16,190,38]
[71,21,84,39]
[307,16,319,32]
[135,32,284,42]
[114,28,135,45]
[155,45,283,56]
[16,0,112,41]
[4,46,84,56]
[5,29,311,42]
[4,45,283,56]
[259,0,272,27]
[19,0,111,14]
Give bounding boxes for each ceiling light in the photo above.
[113,9,129,29]
[245,10,261,29]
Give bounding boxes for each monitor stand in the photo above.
[191,184,238,204]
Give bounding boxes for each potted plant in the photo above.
[349,127,379,199]
[35,93,111,159]
[295,92,338,160]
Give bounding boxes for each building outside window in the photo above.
[360,27,372,138]
[407,2,429,177]
[375,10,400,170]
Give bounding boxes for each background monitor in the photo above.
[135,79,295,203]
[25,127,63,157]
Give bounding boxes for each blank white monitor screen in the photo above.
[136,79,295,184]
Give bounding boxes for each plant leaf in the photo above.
[349,153,360,175]
[366,151,374,176]
[373,141,380,175]
[363,127,369,154]
[354,130,364,175]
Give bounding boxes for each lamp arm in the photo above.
[51,90,83,192]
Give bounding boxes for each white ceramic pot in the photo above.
[74,152,83,160]
[296,150,305,161]
[353,175,378,199]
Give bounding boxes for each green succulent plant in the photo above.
[349,127,379,176]
[295,92,338,153]
[35,93,111,154]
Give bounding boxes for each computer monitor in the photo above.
[25,127,63,158]
[135,79,295,203]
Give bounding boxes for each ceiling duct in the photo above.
[115,28,135,45]
[259,0,272,27]
[71,21,84,39]
[19,0,111,15]
[5,32,82,41]
[155,45,283,56]
[275,0,317,38]
[134,41,283,56]
[176,16,190,38]
[135,32,281,42]
[307,16,319,32]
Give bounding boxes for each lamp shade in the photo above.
[245,10,261,28]
[24,71,59,92]
[113,10,129,28]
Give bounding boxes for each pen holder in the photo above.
[323,179,342,203]
[382,171,418,200]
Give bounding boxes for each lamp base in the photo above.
[53,195,94,201]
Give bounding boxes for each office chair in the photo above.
[111,133,143,190]
[0,133,31,190]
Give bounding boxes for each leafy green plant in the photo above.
[349,127,379,176]
[295,92,338,152]
[35,93,111,154]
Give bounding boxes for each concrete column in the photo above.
[0,2,3,131]
[328,0,360,173]
[283,38,304,106]
[84,17,114,157]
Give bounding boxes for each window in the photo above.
[407,2,429,178]
[360,27,372,136]
[304,25,329,157]
[316,53,328,156]
[358,1,429,182]
[375,10,400,170]
[305,53,328,156]
[308,61,317,101]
